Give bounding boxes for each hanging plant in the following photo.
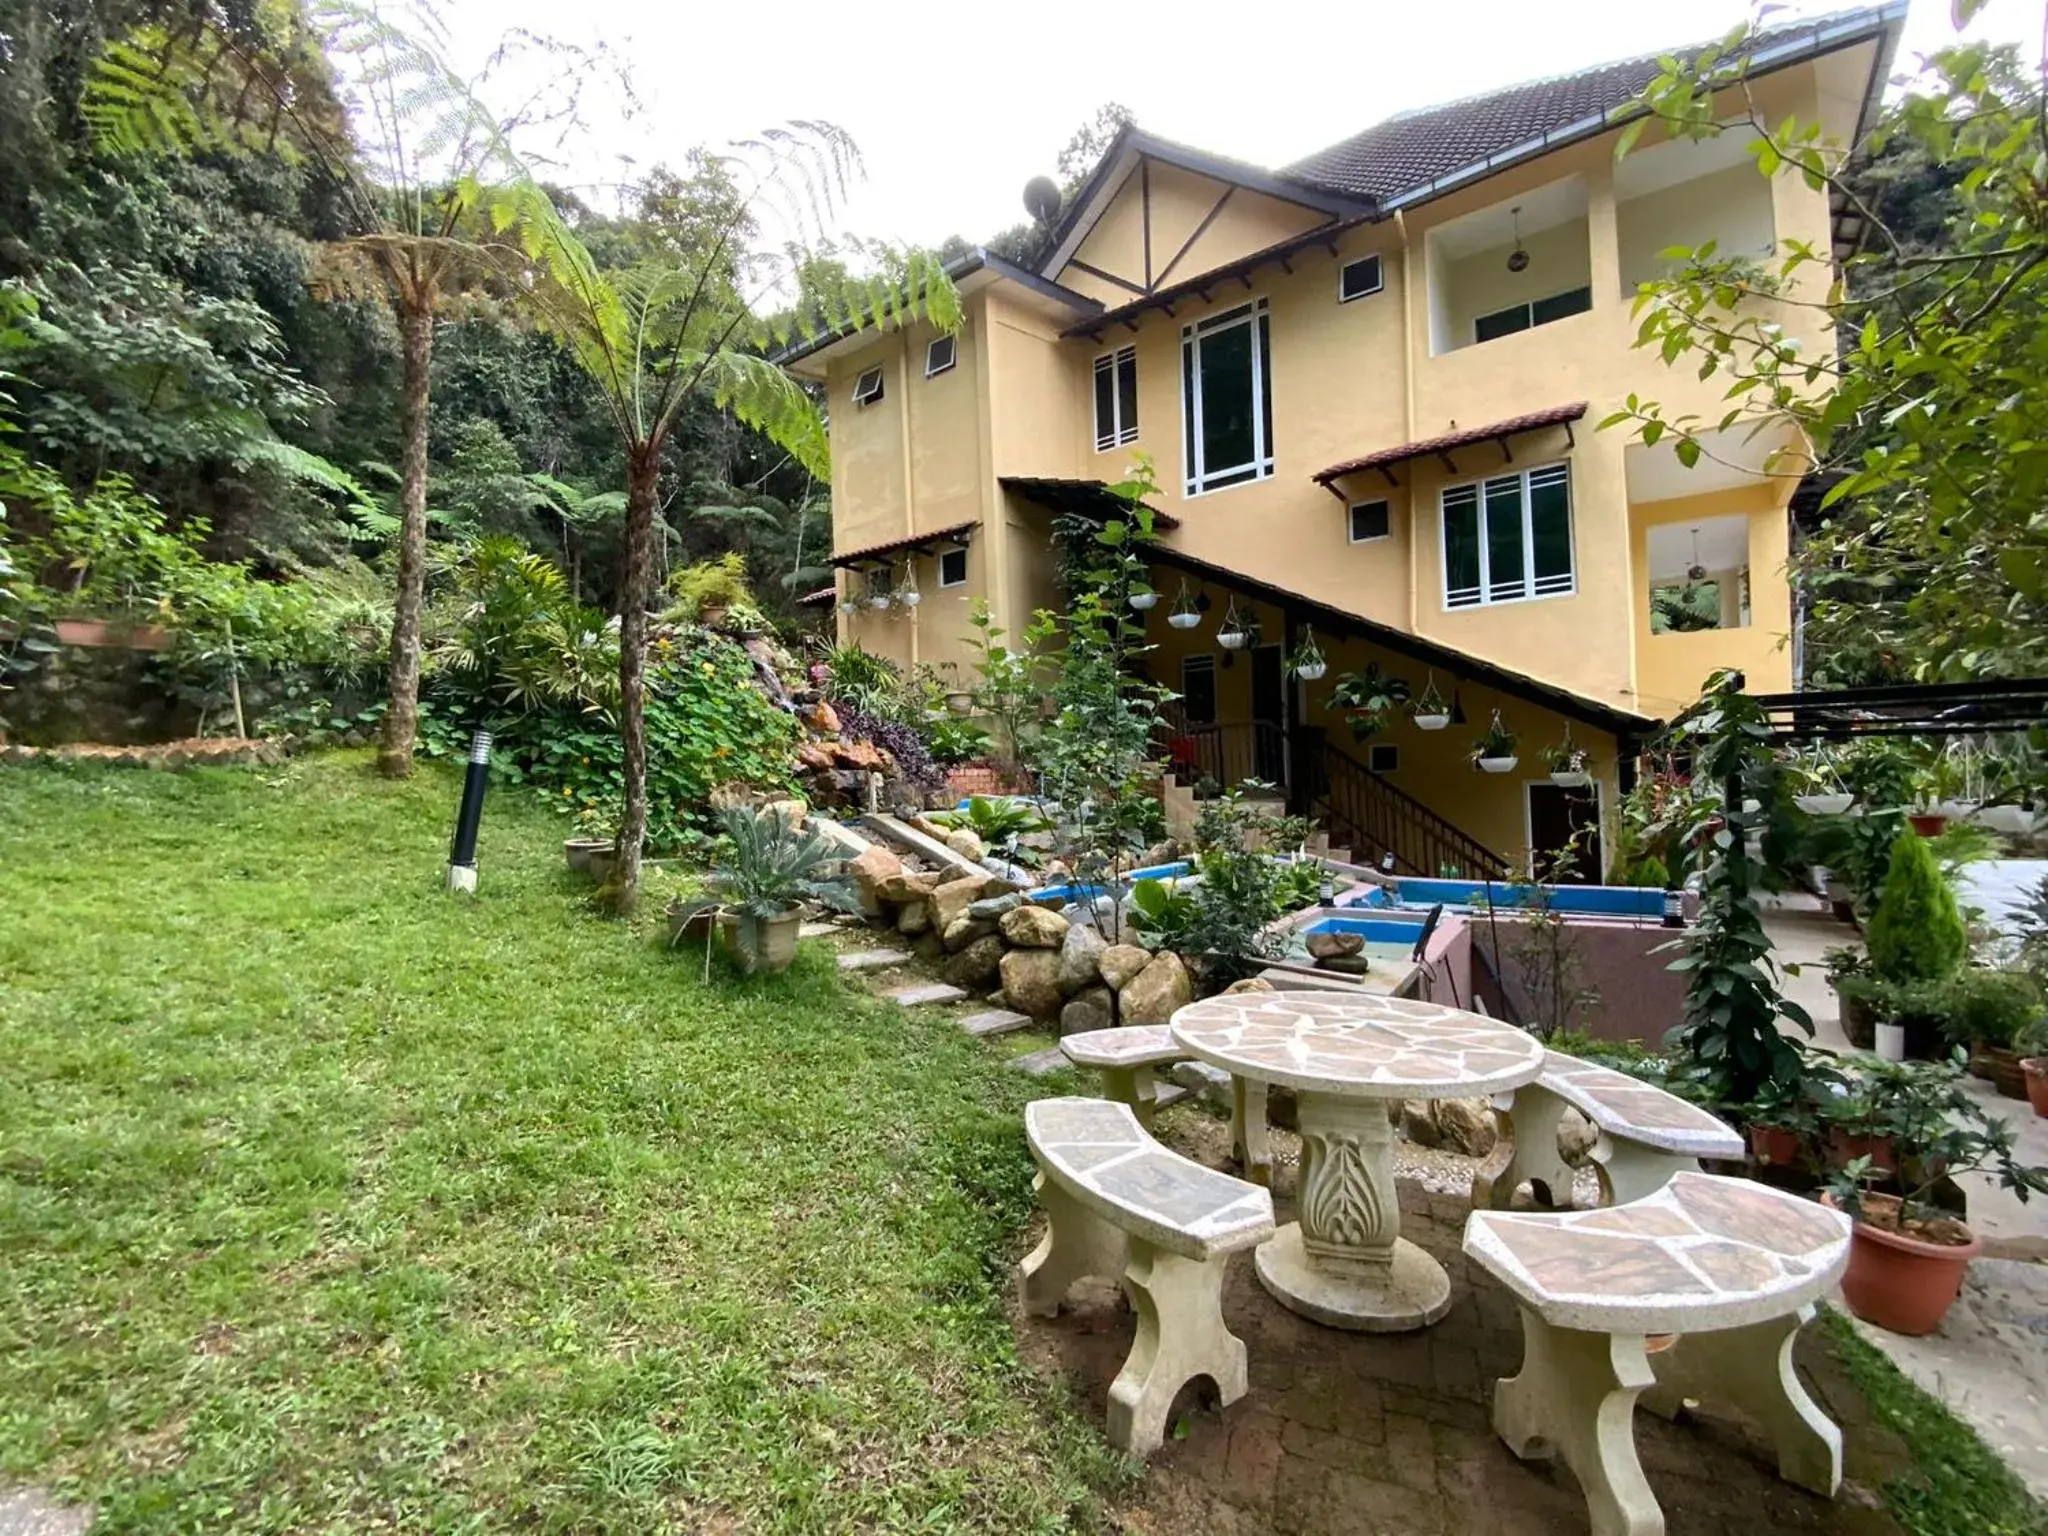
[1216,597,1248,650]
[1543,727,1591,786]
[1128,584,1159,611]
[1412,673,1450,730]
[1328,665,1410,741]
[1288,628,1327,681]
[1168,581,1201,630]
[895,573,922,609]
[1470,709,1520,773]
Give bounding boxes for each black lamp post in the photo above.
[446,729,492,893]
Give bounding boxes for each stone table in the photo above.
[1172,990,1543,1331]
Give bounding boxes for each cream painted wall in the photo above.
[1439,217,1593,351]
[1618,163,1777,292]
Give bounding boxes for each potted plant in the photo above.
[1167,584,1201,631]
[2025,1056,2048,1118]
[1127,584,1159,612]
[1328,665,1409,741]
[1216,599,1249,651]
[1740,1061,1839,1169]
[1288,628,1327,682]
[1411,675,1450,731]
[682,804,851,976]
[666,552,754,628]
[1951,967,2045,1098]
[1543,730,1591,787]
[1469,710,1519,774]
[1824,1053,2048,1335]
[563,805,619,880]
[1827,948,1881,1051]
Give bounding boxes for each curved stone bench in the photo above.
[1474,1049,1745,1211]
[1464,1172,1851,1536]
[1059,1025,1273,1186]
[1019,1096,1274,1456]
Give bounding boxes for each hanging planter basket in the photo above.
[1478,755,1520,775]
[1470,708,1519,775]
[1288,626,1327,681]
[1794,792,1855,816]
[1167,609,1201,630]
[1128,588,1159,611]
[1296,660,1327,681]
[1217,628,1247,651]
[1410,672,1450,730]
[1414,711,1450,731]
[1549,769,1591,788]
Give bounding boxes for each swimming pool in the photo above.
[1028,860,1194,905]
[1367,877,1668,920]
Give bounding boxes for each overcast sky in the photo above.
[444,0,2044,252]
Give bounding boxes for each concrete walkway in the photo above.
[1762,891,2048,1497]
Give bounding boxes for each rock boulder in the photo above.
[847,845,904,917]
[1306,930,1365,960]
[1000,904,1070,949]
[944,935,1006,991]
[1059,984,1115,1036]
[1120,951,1193,1026]
[1098,944,1152,992]
[1056,923,1107,994]
[1000,947,1064,1020]
[931,873,996,933]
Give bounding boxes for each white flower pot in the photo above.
[1167,611,1201,630]
[1875,1022,1908,1062]
[1477,755,1519,774]
[1217,630,1246,651]
[867,596,890,610]
[1295,661,1327,681]
[1128,590,1158,611]
[1795,793,1854,816]
[1549,770,1590,788]
[1974,804,2042,835]
[1412,712,1450,732]
[945,691,973,715]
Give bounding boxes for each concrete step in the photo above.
[959,1008,1033,1037]
[799,921,843,939]
[837,948,910,972]
[882,982,969,1008]
[1012,1045,1071,1076]
[1257,965,1371,992]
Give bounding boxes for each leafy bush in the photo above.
[928,795,1047,859]
[1946,968,2045,1052]
[832,701,945,794]
[1626,854,1671,889]
[818,645,903,716]
[1865,829,1968,983]
[922,711,990,766]
[664,552,753,622]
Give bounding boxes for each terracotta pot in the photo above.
[1969,1043,2030,1100]
[1907,812,1949,838]
[1827,1129,1897,1176]
[2024,1059,2048,1119]
[1828,1196,1979,1337]
[1748,1124,1802,1167]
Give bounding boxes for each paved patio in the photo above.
[1018,1107,1912,1536]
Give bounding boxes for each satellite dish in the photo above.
[1022,175,1062,227]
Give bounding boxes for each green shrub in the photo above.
[1865,829,1968,983]
[1947,968,2045,1052]
[1626,854,1671,890]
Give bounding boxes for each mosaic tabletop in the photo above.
[1025,1097,1275,1261]
[1059,1025,1184,1069]
[1464,1171,1851,1334]
[1529,1050,1747,1159]
[1170,991,1545,1099]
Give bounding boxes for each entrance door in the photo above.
[1527,782,1602,883]
[1250,643,1287,786]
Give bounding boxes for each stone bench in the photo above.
[1474,1049,1745,1211]
[1464,1172,1851,1536]
[1059,1026,1273,1186]
[1019,1096,1275,1456]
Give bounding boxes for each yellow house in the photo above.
[782,4,1903,880]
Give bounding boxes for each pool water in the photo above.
[1028,860,1193,905]
[1372,877,1666,920]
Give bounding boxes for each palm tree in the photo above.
[502,131,958,910]
[85,0,602,777]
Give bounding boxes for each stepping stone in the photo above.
[960,1008,1033,1038]
[1152,1083,1189,1111]
[838,949,910,972]
[1013,1045,1071,1076]
[800,921,842,939]
[883,982,968,1008]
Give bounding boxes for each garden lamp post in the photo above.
[446,729,492,893]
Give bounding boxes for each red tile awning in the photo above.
[1312,402,1588,492]
[830,520,978,568]
[798,585,837,607]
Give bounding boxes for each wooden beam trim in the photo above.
[1153,187,1236,291]
[1066,258,1147,297]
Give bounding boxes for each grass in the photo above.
[0,753,1123,1532]
[1821,1309,2047,1536]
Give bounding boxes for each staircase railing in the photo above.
[1153,708,1288,794]
[1309,738,1510,880]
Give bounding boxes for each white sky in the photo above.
[445,0,2045,252]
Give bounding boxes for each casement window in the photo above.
[1348,499,1391,543]
[1180,654,1217,725]
[925,335,956,378]
[1339,255,1383,303]
[937,547,968,587]
[1181,299,1274,496]
[1093,345,1138,451]
[1441,462,1574,609]
[1368,744,1399,773]
[1472,286,1592,344]
[851,365,885,406]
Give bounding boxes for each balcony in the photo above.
[1614,128,1777,296]
[1426,178,1592,357]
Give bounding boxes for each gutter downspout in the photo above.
[1396,209,1419,638]
[899,330,920,669]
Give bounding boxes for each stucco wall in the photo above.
[1618,163,1777,292]
[1438,215,1593,351]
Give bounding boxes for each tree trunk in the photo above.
[377,302,434,778]
[608,442,661,911]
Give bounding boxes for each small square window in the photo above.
[1349,500,1390,543]
[1368,744,1399,774]
[924,335,956,378]
[1339,254,1383,303]
[852,365,885,406]
[937,547,968,587]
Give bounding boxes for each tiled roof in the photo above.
[797,585,837,607]
[1001,476,1181,531]
[830,520,978,567]
[1281,6,1898,208]
[1314,403,1588,487]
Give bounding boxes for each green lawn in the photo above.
[0,754,1120,1532]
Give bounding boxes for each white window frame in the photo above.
[936,547,968,588]
[851,365,884,406]
[1180,298,1274,497]
[924,335,956,378]
[1440,461,1576,610]
[1348,498,1391,544]
[1338,254,1383,303]
[1093,344,1138,452]
[1368,743,1400,774]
